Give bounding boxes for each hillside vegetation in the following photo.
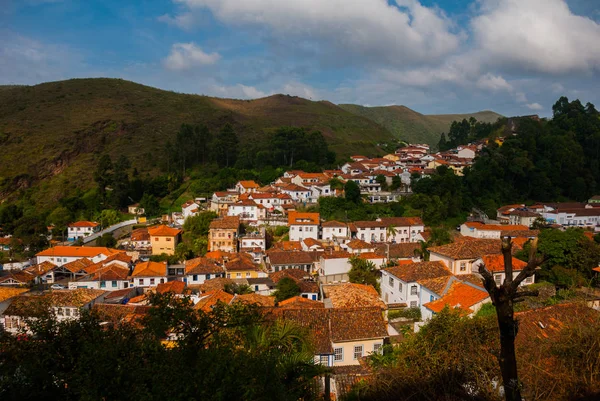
[0,78,394,205]
[339,104,502,147]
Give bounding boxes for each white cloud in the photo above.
[476,73,513,92]
[526,102,544,111]
[472,0,600,74]
[158,13,196,30]
[168,0,462,67]
[210,83,268,99]
[515,92,527,103]
[281,82,318,99]
[163,42,220,71]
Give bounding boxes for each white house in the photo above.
[130,261,168,287]
[380,261,453,308]
[319,251,352,283]
[321,221,349,241]
[227,200,266,222]
[239,229,267,252]
[69,264,131,290]
[280,184,312,202]
[288,212,320,242]
[456,145,477,159]
[235,180,260,194]
[460,222,530,239]
[182,200,200,220]
[421,280,490,321]
[67,221,100,241]
[353,217,425,243]
[185,257,225,285]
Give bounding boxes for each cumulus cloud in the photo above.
[163,42,220,70]
[281,82,318,99]
[472,0,600,74]
[526,102,544,111]
[166,0,462,67]
[476,73,513,92]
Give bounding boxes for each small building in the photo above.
[69,263,131,290]
[319,251,352,284]
[321,221,349,241]
[67,221,100,241]
[208,216,240,252]
[224,253,267,279]
[148,225,182,256]
[428,238,503,275]
[130,228,151,250]
[184,257,225,286]
[128,204,145,215]
[288,211,320,242]
[460,222,530,239]
[35,246,124,267]
[130,261,168,287]
[266,251,315,273]
[235,180,260,194]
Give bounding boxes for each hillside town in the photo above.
[1,139,600,399]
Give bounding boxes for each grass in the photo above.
[0,78,395,208]
[339,104,502,149]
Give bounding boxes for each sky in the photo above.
[2,0,600,116]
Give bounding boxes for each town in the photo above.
[1,139,599,399]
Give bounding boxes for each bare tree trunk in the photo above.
[478,237,544,401]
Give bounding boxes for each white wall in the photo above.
[289,225,319,241]
[322,227,349,240]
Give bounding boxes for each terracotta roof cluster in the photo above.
[185,257,224,275]
[323,283,386,310]
[209,216,240,230]
[346,239,373,250]
[267,251,314,265]
[130,261,167,277]
[270,241,302,251]
[24,261,57,277]
[131,228,150,242]
[423,282,489,314]
[428,237,502,260]
[232,293,275,307]
[374,243,420,259]
[288,211,320,226]
[5,289,106,316]
[36,246,123,258]
[148,225,182,237]
[383,261,452,284]
[62,257,95,273]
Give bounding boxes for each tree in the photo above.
[224,283,255,295]
[214,123,239,168]
[477,237,545,401]
[344,180,361,204]
[93,154,113,203]
[139,193,161,218]
[96,233,116,248]
[111,155,131,208]
[98,209,120,228]
[385,225,397,242]
[348,256,380,292]
[273,278,301,302]
[376,174,388,191]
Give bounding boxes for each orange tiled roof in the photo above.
[480,254,527,272]
[278,296,324,309]
[288,211,320,226]
[148,225,181,237]
[25,261,57,276]
[321,250,352,259]
[209,216,240,230]
[233,293,275,307]
[346,239,373,250]
[62,257,95,273]
[194,290,234,312]
[130,261,167,277]
[428,238,502,260]
[357,252,385,260]
[156,281,186,294]
[198,277,236,292]
[238,180,260,188]
[424,282,489,314]
[302,238,323,248]
[69,221,99,228]
[383,261,452,284]
[131,228,150,242]
[185,257,224,275]
[464,221,529,231]
[0,288,29,303]
[88,264,130,281]
[270,241,302,251]
[36,246,123,258]
[321,220,346,228]
[323,283,386,310]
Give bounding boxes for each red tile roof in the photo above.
[185,257,224,275]
[36,246,123,258]
[69,221,99,228]
[480,254,527,273]
[238,180,260,188]
[288,211,320,226]
[194,290,234,312]
[209,216,240,230]
[130,261,167,277]
[424,282,489,314]
[156,281,186,294]
[277,296,324,308]
[383,261,452,284]
[428,238,502,260]
[147,225,182,237]
[232,293,275,307]
[323,283,386,310]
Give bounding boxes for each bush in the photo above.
[273,226,289,237]
[388,307,421,321]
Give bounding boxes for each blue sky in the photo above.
[2,0,600,116]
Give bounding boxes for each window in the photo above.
[160,278,165,284]
[334,347,343,362]
[353,345,364,360]
[57,308,64,316]
[166,238,172,242]
[373,343,382,354]
[246,272,251,278]
[459,262,466,272]
[410,285,417,295]
[100,281,106,288]
[65,308,71,317]
[150,278,155,285]
[430,295,435,302]
[319,355,329,365]
[112,281,117,288]
[154,238,159,241]
[410,301,417,308]
[124,282,128,288]
[193,275,198,281]
[236,273,242,278]
[388,277,394,287]
[495,275,502,286]
[398,282,403,291]
[139,279,144,286]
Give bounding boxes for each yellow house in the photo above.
[224,253,267,279]
[382,153,400,162]
[148,225,182,255]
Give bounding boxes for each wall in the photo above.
[150,236,178,255]
[289,225,319,242]
[332,339,384,366]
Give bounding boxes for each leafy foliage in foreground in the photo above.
[0,294,325,401]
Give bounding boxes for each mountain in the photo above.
[0,78,394,205]
[338,104,503,147]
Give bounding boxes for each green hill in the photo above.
[338,104,502,147]
[0,78,394,205]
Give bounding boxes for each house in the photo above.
[270,268,319,300]
[181,200,200,220]
[380,261,453,308]
[224,253,267,279]
[130,228,151,250]
[422,280,490,320]
[209,191,239,215]
[322,283,386,310]
[36,246,123,266]
[319,251,352,283]
[374,243,421,262]
[1,289,106,335]
[246,277,275,295]
[508,209,541,227]
[291,172,328,187]
[128,204,145,215]
[266,251,315,273]
[235,180,260,194]
[0,270,35,287]
[69,263,131,290]
[352,217,425,243]
[344,239,376,254]
[0,237,18,252]
[245,192,293,211]
[184,257,225,286]
[475,254,535,287]
[271,307,388,367]
[67,221,100,241]
[227,200,266,222]
[301,238,325,251]
[321,221,349,241]
[428,238,503,275]
[148,225,182,256]
[130,261,168,287]
[21,261,57,284]
[288,211,320,242]
[238,228,267,252]
[280,184,312,202]
[208,216,240,252]
[460,222,530,239]
[46,257,95,284]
